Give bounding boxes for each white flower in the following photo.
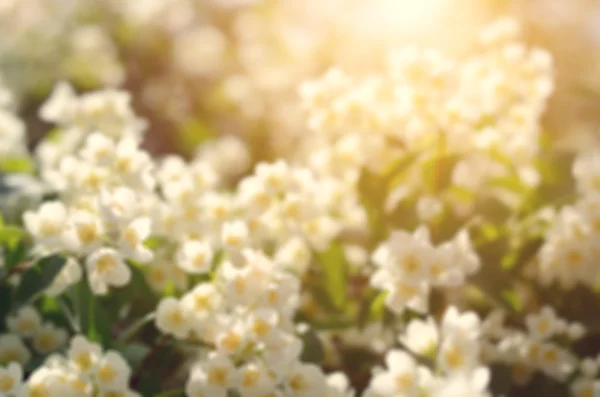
[0,111,26,159]
[99,187,138,225]
[79,132,116,166]
[221,220,249,251]
[566,322,586,340]
[155,297,193,339]
[119,217,153,263]
[432,367,491,397]
[214,319,247,356]
[67,335,102,375]
[176,239,213,274]
[441,306,481,341]
[274,237,312,275]
[572,379,600,397]
[23,201,67,248]
[399,317,439,357]
[285,362,327,397]
[525,306,562,341]
[21,367,67,397]
[0,362,22,395]
[94,351,131,390]
[62,210,104,253]
[32,323,67,355]
[245,308,280,344]
[7,306,42,338]
[180,284,221,330]
[580,358,598,378]
[0,334,30,365]
[416,196,443,222]
[255,160,290,195]
[45,257,83,297]
[236,361,275,397]
[39,81,76,124]
[369,350,419,396]
[86,248,131,295]
[437,335,480,374]
[186,353,236,397]
[325,372,355,397]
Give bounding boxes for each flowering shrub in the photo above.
[1,9,600,397]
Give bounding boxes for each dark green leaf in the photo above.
[299,329,325,364]
[0,284,11,331]
[137,373,162,396]
[501,289,522,312]
[315,243,348,312]
[0,157,35,174]
[0,226,25,247]
[117,343,151,368]
[75,281,112,346]
[14,255,66,306]
[421,153,461,194]
[4,239,27,273]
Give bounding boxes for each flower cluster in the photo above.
[1,306,68,367]
[371,227,480,315]
[537,150,600,289]
[3,10,600,397]
[364,307,490,397]
[0,335,138,397]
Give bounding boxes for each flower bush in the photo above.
[1,5,600,397]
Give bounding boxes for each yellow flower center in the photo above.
[221,332,241,352]
[289,374,307,391]
[207,368,228,387]
[395,373,414,392]
[36,332,57,352]
[252,319,270,337]
[17,318,37,333]
[78,223,98,245]
[0,375,14,392]
[39,219,60,238]
[96,255,117,275]
[194,295,211,311]
[98,364,117,383]
[401,253,421,274]
[243,369,261,387]
[76,352,93,371]
[444,345,464,370]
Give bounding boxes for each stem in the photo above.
[155,389,185,397]
[117,311,156,342]
[131,334,169,388]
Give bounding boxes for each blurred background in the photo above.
[3,0,600,160]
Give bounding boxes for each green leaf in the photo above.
[117,312,156,342]
[299,329,325,364]
[155,390,185,397]
[421,153,461,194]
[315,243,348,312]
[0,226,26,247]
[14,255,66,306]
[117,343,151,369]
[0,157,35,174]
[357,289,386,329]
[74,281,112,346]
[177,118,216,156]
[501,289,522,312]
[0,284,11,332]
[137,373,162,397]
[3,239,27,273]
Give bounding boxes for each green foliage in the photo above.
[14,254,66,307]
[300,329,325,365]
[0,157,35,174]
[314,242,348,313]
[70,280,112,346]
